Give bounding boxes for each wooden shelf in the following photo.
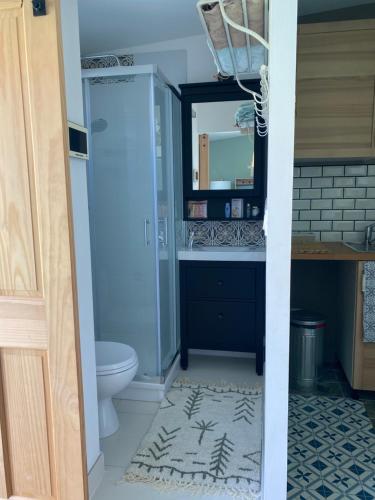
[292,242,375,261]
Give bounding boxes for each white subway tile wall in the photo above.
[293,165,375,242]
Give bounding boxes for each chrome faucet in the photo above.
[188,231,195,250]
[365,222,375,248]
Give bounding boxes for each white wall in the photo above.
[60,0,101,474]
[194,101,246,134]
[105,34,217,85]
[263,0,298,498]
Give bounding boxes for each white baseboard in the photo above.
[116,354,181,402]
[189,349,256,359]
[117,380,165,402]
[88,452,104,499]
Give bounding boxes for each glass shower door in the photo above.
[85,73,159,379]
[153,77,177,374]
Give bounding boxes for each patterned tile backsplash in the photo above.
[293,164,375,243]
[186,221,265,247]
[81,54,134,69]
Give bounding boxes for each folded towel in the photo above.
[363,261,375,342]
[214,44,265,74]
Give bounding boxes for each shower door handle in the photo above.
[144,218,151,247]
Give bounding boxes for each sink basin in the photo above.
[178,245,266,262]
[344,242,375,253]
[197,246,263,252]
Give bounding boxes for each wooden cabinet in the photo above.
[295,20,375,159]
[337,261,375,391]
[179,261,265,375]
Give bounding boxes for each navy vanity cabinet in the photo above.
[179,261,265,375]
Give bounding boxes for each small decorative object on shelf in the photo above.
[246,202,252,219]
[252,205,260,217]
[225,202,231,219]
[188,200,208,219]
[231,198,244,218]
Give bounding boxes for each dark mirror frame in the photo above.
[180,79,266,221]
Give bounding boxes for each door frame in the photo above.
[263,1,298,499]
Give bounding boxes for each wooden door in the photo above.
[198,133,209,190]
[0,1,87,499]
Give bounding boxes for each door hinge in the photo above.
[362,271,366,293]
[32,0,46,16]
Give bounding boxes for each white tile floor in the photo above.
[92,354,263,500]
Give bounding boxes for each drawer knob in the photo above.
[218,313,224,320]
[217,280,224,286]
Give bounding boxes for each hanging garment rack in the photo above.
[197,0,268,77]
[197,0,269,136]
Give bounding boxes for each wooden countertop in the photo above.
[292,242,375,261]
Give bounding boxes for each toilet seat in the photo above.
[96,341,138,375]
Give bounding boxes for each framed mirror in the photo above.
[192,100,255,191]
[180,80,266,220]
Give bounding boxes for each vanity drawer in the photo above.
[187,300,256,352]
[186,265,256,300]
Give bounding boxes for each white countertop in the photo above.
[178,246,266,262]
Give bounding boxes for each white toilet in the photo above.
[95,341,138,438]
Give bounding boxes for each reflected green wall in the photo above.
[209,135,254,188]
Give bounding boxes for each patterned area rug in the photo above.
[124,379,262,499]
[288,394,375,499]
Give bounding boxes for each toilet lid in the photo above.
[96,341,138,374]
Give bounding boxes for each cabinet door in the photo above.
[295,77,375,158]
[295,20,375,159]
[297,20,375,80]
[186,265,256,301]
[187,300,256,352]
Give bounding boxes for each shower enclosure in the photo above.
[82,65,182,381]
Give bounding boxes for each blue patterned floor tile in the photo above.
[323,469,359,494]
[319,447,348,467]
[314,483,335,498]
[288,395,375,499]
[289,425,312,442]
[337,438,364,459]
[316,429,342,444]
[350,486,375,500]
[289,464,317,487]
[289,443,317,463]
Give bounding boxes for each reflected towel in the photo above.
[363,261,375,342]
[235,102,255,128]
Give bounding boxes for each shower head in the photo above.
[91,118,108,133]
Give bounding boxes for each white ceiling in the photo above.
[78,0,375,55]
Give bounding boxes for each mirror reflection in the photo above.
[192,100,255,191]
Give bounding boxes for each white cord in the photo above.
[235,65,269,136]
[218,0,269,50]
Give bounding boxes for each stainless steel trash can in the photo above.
[290,310,326,390]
